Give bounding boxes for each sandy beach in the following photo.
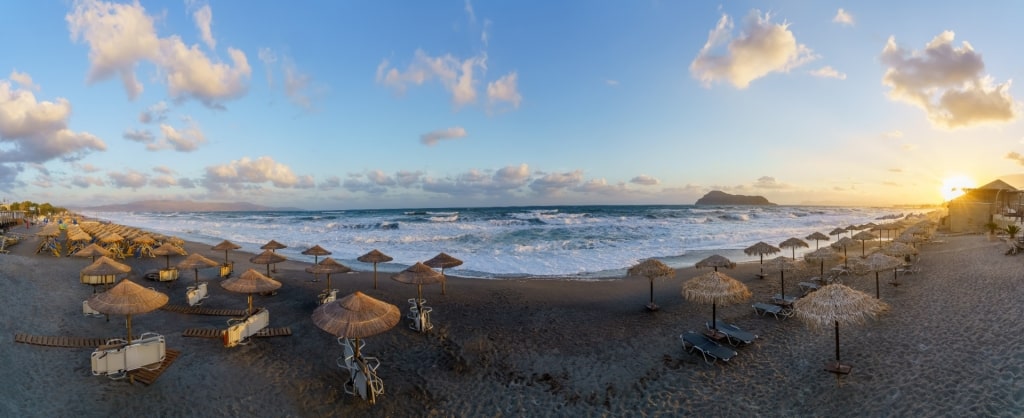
[1,223,1023,417]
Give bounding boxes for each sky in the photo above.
[2,1,1024,210]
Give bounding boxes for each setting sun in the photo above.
[940,175,976,201]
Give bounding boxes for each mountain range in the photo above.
[75,200,302,212]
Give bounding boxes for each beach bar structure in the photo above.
[0,210,25,229]
[947,179,1023,233]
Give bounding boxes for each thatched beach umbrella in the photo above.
[744,241,781,278]
[804,247,843,277]
[391,262,444,307]
[682,270,751,333]
[627,258,675,311]
[81,255,132,282]
[152,242,187,269]
[831,237,857,266]
[176,253,219,286]
[221,269,282,315]
[805,232,831,249]
[306,257,352,294]
[695,254,735,272]
[852,231,877,257]
[261,240,288,273]
[780,237,809,259]
[852,252,903,298]
[211,240,241,265]
[358,249,393,289]
[829,227,847,239]
[764,256,803,301]
[73,243,112,263]
[312,291,399,405]
[86,278,168,343]
[793,284,889,374]
[424,252,463,296]
[880,241,918,262]
[250,249,287,277]
[302,245,332,265]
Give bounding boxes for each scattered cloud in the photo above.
[1006,151,1024,165]
[157,122,205,152]
[192,4,215,50]
[753,176,788,189]
[884,130,904,139]
[833,9,854,26]
[810,66,846,80]
[880,31,1019,129]
[9,70,39,91]
[605,79,620,87]
[202,156,303,191]
[487,72,522,111]
[464,0,476,23]
[153,165,175,175]
[319,176,341,190]
[150,175,178,188]
[258,47,277,87]
[139,101,169,124]
[630,174,660,186]
[73,162,102,173]
[0,73,107,164]
[901,143,919,151]
[377,50,486,108]
[889,168,904,173]
[421,126,467,146]
[529,170,583,195]
[67,0,251,107]
[282,59,325,110]
[71,175,105,188]
[395,170,425,187]
[575,178,627,195]
[691,9,817,89]
[108,169,148,189]
[123,129,155,143]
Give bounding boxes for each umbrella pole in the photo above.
[417,284,423,306]
[441,268,447,295]
[126,314,133,344]
[834,320,841,366]
[712,302,717,331]
[194,268,200,286]
[875,272,880,299]
[759,255,764,277]
[373,263,378,289]
[649,279,655,306]
[353,337,362,359]
[248,294,254,316]
[266,264,271,277]
[780,271,785,300]
[326,274,332,292]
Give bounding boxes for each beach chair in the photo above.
[407,305,433,333]
[799,281,820,295]
[186,282,208,306]
[82,300,104,317]
[222,308,270,348]
[680,331,738,364]
[90,333,166,379]
[318,289,338,305]
[752,302,791,319]
[705,320,758,346]
[344,358,385,404]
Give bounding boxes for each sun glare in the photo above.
[940,175,976,201]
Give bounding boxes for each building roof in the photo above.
[977,179,1017,191]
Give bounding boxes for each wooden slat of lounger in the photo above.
[182,328,222,338]
[129,349,180,385]
[14,333,110,348]
[160,305,248,316]
[253,327,292,338]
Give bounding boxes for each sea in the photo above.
[80,205,924,280]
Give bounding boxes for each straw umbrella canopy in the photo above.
[880,241,918,261]
[424,252,463,296]
[133,234,156,245]
[682,270,751,333]
[302,245,332,265]
[73,243,112,263]
[793,284,889,374]
[744,241,781,277]
[805,232,831,249]
[99,232,124,245]
[828,227,847,238]
[152,242,187,269]
[221,269,282,315]
[764,256,803,301]
[305,257,352,293]
[211,240,241,264]
[176,253,219,286]
[851,252,903,298]
[261,240,288,273]
[695,254,736,272]
[391,262,444,307]
[831,237,858,266]
[312,291,399,360]
[82,255,132,276]
[250,249,287,277]
[779,237,810,259]
[358,249,394,289]
[852,231,877,257]
[627,258,675,311]
[803,247,843,277]
[86,278,168,343]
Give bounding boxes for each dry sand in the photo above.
[1,224,1023,417]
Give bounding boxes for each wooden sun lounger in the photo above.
[705,320,758,346]
[680,331,738,364]
[752,302,791,319]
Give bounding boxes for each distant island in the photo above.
[75,200,302,212]
[695,191,776,206]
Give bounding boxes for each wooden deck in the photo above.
[14,333,112,348]
[182,327,292,338]
[129,349,180,385]
[160,305,248,316]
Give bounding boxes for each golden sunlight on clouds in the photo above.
[940,175,975,201]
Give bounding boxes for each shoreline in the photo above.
[2,220,1021,416]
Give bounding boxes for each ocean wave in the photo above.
[428,214,458,222]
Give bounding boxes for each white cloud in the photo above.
[376,49,487,108]
[258,47,277,87]
[139,101,168,124]
[605,79,620,87]
[833,9,854,26]
[192,4,215,50]
[493,164,530,188]
[884,130,904,139]
[153,165,175,175]
[1006,152,1024,165]
[753,176,788,189]
[150,174,177,188]
[487,72,522,110]
[529,170,583,195]
[482,19,491,46]
[366,169,396,186]
[901,143,919,151]
[691,10,816,89]
[421,126,467,146]
[395,170,424,187]
[464,0,476,23]
[319,176,341,190]
[9,70,39,91]
[0,75,106,164]
[157,122,205,152]
[67,0,251,107]
[283,59,323,110]
[71,175,105,188]
[74,162,102,173]
[630,174,660,186]
[575,178,627,195]
[880,31,1019,129]
[108,169,148,189]
[203,156,301,189]
[123,129,154,143]
[296,175,315,189]
[810,66,847,80]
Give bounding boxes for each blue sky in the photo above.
[2,1,1024,210]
